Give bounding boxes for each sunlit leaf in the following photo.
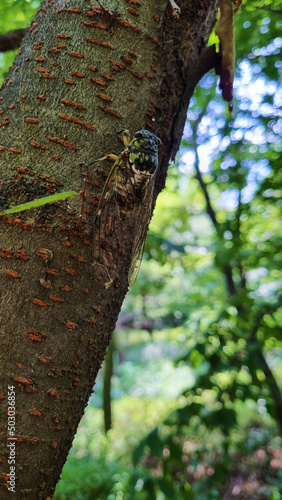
[0,191,79,215]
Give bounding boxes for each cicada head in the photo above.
[128,129,161,175]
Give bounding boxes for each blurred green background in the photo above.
[1,1,281,498]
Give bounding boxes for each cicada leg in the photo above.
[76,172,88,228]
[96,156,120,216]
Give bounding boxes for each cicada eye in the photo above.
[134,130,145,138]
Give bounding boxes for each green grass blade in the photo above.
[0,191,79,215]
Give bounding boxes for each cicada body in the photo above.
[93,129,161,288]
[128,129,160,175]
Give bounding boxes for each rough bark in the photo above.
[0,0,218,497]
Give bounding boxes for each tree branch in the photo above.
[192,108,219,230]
[0,29,26,52]
[258,349,282,436]
[194,44,222,84]
[192,111,238,296]
[171,45,221,159]
[195,158,219,229]
[103,341,114,433]
[194,148,237,295]
[250,302,282,436]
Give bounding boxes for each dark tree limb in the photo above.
[223,264,237,295]
[195,157,237,296]
[103,340,114,433]
[194,44,222,85]
[249,303,282,436]
[192,113,237,296]
[195,156,219,230]
[171,45,221,159]
[257,349,282,436]
[0,29,26,52]
[192,108,220,231]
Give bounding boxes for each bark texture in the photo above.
[0,0,218,497]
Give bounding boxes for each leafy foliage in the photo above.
[116,1,282,497]
[0,190,79,214]
[0,0,40,80]
[1,0,281,499]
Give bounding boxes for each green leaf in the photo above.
[0,191,79,215]
[147,428,163,456]
[132,437,147,466]
[164,403,202,427]
[157,477,178,499]
[143,476,156,499]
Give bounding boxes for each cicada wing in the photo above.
[95,156,120,216]
[92,140,157,289]
[93,195,118,287]
[92,154,135,287]
[128,180,155,287]
[128,241,146,287]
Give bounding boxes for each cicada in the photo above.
[93,129,161,288]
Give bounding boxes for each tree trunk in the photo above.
[0,0,218,497]
[103,336,114,433]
